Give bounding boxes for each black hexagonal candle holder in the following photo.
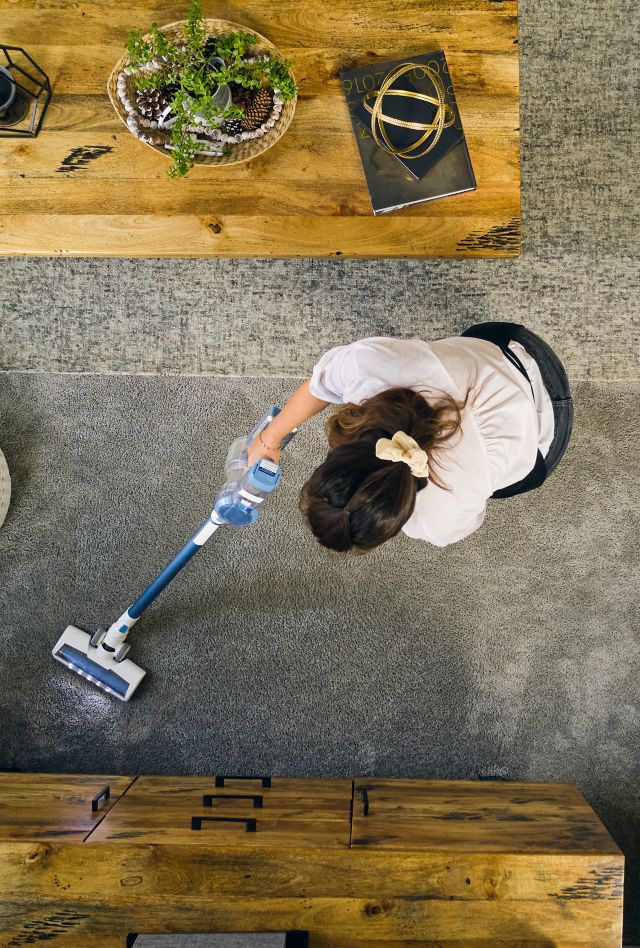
[0,45,51,137]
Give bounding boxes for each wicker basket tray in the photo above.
[107,18,297,168]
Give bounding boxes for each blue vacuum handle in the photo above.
[213,406,297,528]
[121,407,295,626]
[128,528,206,619]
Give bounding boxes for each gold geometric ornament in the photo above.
[363,62,455,160]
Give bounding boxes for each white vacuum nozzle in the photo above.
[52,625,146,702]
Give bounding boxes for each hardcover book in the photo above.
[341,51,476,215]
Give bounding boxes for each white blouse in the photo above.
[309,336,555,547]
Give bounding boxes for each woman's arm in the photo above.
[247,379,329,465]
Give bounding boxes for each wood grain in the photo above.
[0,841,624,902]
[0,776,624,946]
[351,780,621,854]
[0,0,521,257]
[0,214,521,257]
[88,775,353,847]
[0,843,623,946]
[0,897,622,947]
[1,5,518,52]
[0,773,136,841]
[0,125,520,183]
[3,50,520,98]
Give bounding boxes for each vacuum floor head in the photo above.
[52,625,146,702]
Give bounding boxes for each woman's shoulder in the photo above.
[345,337,449,387]
[311,337,444,404]
[347,336,434,361]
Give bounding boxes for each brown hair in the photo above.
[299,387,462,553]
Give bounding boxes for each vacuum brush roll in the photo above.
[52,625,146,701]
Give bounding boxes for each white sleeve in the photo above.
[308,344,354,403]
[309,337,434,405]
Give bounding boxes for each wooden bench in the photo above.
[0,773,623,945]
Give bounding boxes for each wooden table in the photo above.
[0,774,624,945]
[0,1,520,258]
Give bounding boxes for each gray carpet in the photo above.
[0,372,638,936]
[0,0,639,379]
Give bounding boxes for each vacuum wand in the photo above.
[98,513,222,652]
[52,407,295,701]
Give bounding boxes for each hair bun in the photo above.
[304,494,353,552]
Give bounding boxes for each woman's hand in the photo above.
[245,379,329,469]
[247,431,281,468]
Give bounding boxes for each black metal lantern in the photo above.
[0,45,51,137]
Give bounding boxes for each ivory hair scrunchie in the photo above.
[375,430,429,479]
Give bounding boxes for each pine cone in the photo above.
[221,118,245,136]
[242,88,273,130]
[136,89,161,120]
[135,83,178,122]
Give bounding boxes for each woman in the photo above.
[248,322,573,551]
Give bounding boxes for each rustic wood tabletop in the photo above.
[0,1,521,257]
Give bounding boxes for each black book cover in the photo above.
[341,50,476,215]
[349,58,463,181]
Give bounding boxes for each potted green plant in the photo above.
[110,0,297,177]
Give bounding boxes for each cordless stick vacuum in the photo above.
[52,407,295,701]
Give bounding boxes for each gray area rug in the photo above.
[0,372,638,936]
[0,0,639,379]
